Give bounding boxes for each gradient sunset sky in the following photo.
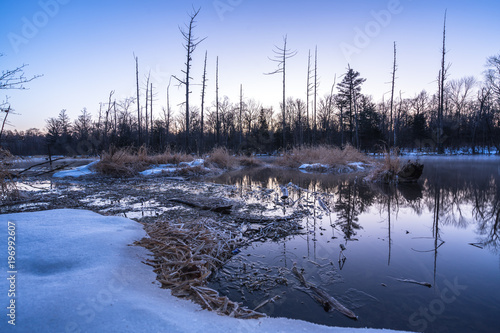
[1,0,499,131]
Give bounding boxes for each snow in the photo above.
[347,162,366,170]
[52,161,98,178]
[140,159,206,176]
[139,165,178,176]
[298,163,330,172]
[0,209,413,333]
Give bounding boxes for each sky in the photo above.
[1,0,499,132]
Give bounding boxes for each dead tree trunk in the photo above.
[200,50,208,152]
[438,10,447,154]
[390,42,397,148]
[313,46,318,143]
[173,7,206,152]
[265,35,297,151]
[145,72,150,146]
[216,56,220,146]
[135,55,141,145]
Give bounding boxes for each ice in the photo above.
[348,162,366,170]
[140,159,206,176]
[0,209,413,333]
[139,165,178,176]
[299,163,329,170]
[52,161,98,178]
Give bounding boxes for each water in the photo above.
[208,156,500,332]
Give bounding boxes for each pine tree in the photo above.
[337,67,366,148]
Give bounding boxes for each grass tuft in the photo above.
[1,148,19,201]
[205,147,238,170]
[93,146,198,177]
[276,145,371,169]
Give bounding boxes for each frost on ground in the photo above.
[0,209,413,333]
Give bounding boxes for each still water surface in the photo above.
[208,156,500,332]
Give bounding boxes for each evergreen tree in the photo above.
[337,67,366,148]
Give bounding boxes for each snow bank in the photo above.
[140,159,206,176]
[348,162,366,170]
[52,161,98,178]
[139,165,178,176]
[298,163,330,172]
[0,210,413,333]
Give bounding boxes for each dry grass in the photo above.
[205,147,238,170]
[153,148,193,165]
[93,146,194,177]
[236,155,264,167]
[135,218,264,319]
[93,147,148,176]
[365,149,401,182]
[276,145,372,169]
[0,148,19,201]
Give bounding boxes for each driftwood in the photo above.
[253,295,281,311]
[14,157,66,176]
[292,266,358,320]
[234,211,304,224]
[395,278,432,288]
[169,198,232,214]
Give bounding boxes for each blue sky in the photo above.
[1,0,499,131]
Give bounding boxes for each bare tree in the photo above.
[104,90,115,148]
[145,72,150,145]
[239,84,243,149]
[306,49,313,144]
[265,35,297,150]
[485,54,500,102]
[215,56,220,145]
[0,105,11,143]
[313,46,319,143]
[389,41,397,147]
[173,7,206,151]
[200,50,208,151]
[437,10,449,154]
[0,54,41,91]
[1,54,41,145]
[134,54,141,145]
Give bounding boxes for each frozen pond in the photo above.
[207,156,500,332]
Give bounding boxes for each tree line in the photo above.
[1,9,499,156]
[2,60,499,156]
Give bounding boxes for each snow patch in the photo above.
[140,159,206,176]
[52,161,98,178]
[348,162,366,170]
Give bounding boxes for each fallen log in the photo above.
[169,198,232,214]
[14,157,66,176]
[291,266,357,320]
[395,278,432,288]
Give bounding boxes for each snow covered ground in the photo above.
[0,210,413,333]
[51,159,207,178]
[139,159,206,176]
[53,161,99,178]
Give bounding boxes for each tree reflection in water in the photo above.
[212,160,500,255]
